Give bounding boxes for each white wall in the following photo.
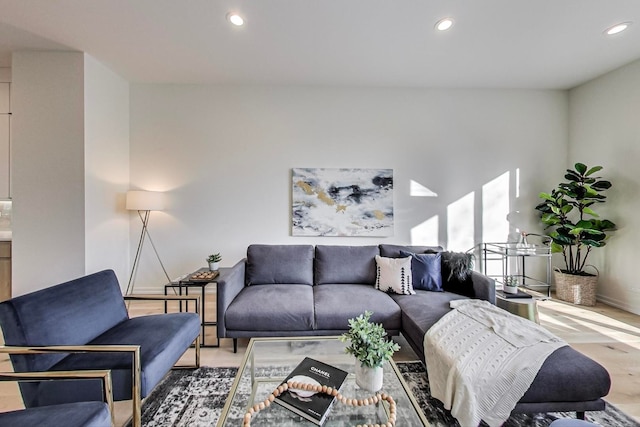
[0,68,10,82]
[569,59,640,315]
[84,55,130,287]
[12,51,86,295]
[130,85,568,291]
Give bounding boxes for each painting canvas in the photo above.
[292,168,394,236]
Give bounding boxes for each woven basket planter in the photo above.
[553,268,598,306]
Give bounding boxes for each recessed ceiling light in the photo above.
[227,12,244,26]
[605,21,631,36]
[435,17,454,32]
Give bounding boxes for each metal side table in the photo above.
[496,290,539,323]
[165,267,226,347]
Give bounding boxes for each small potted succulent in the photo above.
[503,275,519,294]
[206,253,222,271]
[339,310,400,392]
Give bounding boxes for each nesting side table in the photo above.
[496,291,539,323]
[165,267,225,347]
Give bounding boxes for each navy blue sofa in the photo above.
[0,269,201,427]
[0,401,111,427]
[0,364,114,427]
[217,244,611,420]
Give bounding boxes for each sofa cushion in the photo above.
[375,255,414,295]
[390,291,467,358]
[315,245,378,285]
[225,284,315,331]
[246,244,314,285]
[441,251,476,298]
[313,284,402,331]
[37,313,201,405]
[379,244,443,258]
[400,250,443,292]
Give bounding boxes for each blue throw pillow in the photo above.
[400,250,443,292]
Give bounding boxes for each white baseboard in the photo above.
[596,293,640,315]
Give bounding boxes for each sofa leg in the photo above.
[577,411,585,420]
[195,334,201,368]
[233,338,237,353]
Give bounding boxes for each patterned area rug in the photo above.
[136,362,639,426]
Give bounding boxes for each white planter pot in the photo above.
[503,284,518,294]
[208,262,220,271]
[355,361,383,392]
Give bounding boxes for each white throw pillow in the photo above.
[375,255,415,295]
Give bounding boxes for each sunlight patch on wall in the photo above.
[447,192,474,252]
[411,215,439,246]
[410,180,438,197]
[482,171,510,243]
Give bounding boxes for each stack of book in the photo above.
[497,289,533,299]
[274,357,348,425]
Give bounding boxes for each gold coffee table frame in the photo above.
[217,336,430,426]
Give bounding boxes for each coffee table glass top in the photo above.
[216,336,429,426]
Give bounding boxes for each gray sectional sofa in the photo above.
[217,244,611,418]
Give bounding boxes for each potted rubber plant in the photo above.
[206,253,222,271]
[339,310,399,392]
[535,162,616,305]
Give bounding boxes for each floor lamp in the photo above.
[125,190,171,295]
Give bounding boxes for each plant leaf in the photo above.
[598,219,616,230]
[565,172,582,182]
[574,163,587,174]
[576,220,592,228]
[582,239,604,247]
[582,207,599,217]
[550,242,564,253]
[569,228,583,235]
[592,180,612,190]
[585,165,602,176]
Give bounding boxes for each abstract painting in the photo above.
[292,168,394,236]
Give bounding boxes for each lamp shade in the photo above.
[126,190,166,211]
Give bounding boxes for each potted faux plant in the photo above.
[503,275,519,294]
[535,162,616,306]
[206,253,222,271]
[339,310,399,392]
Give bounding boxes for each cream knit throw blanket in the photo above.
[424,299,566,427]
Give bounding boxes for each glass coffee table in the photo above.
[216,336,429,426]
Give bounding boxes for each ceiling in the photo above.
[1,0,640,89]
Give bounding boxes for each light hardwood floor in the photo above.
[1,295,638,425]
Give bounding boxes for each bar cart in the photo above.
[480,233,552,298]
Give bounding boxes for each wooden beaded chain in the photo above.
[243,380,396,427]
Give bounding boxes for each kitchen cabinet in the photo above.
[0,115,8,198]
[0,82,8,198]
[0,241,10,302]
